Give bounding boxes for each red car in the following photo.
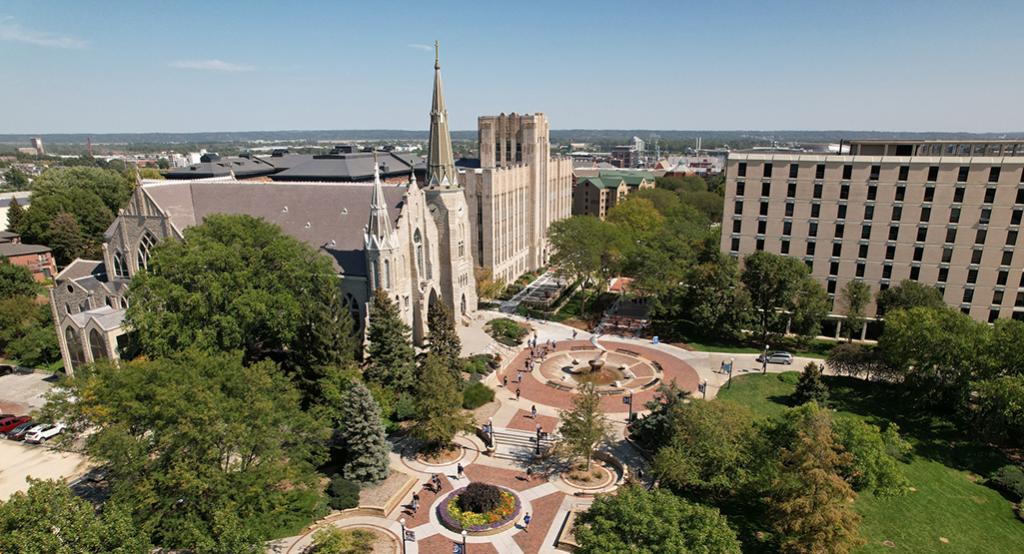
[0,416,31,434]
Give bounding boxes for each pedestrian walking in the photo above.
[411,492,420,514]
[503,375,508,388]
[531,405,537,419]
[517,372,523,384]
[522,512,531,532]
[432,473,442,492]
[526,466,533,481]
[515,388,521,401]
[572,330,577,340]
[536,424,542,439]
[456,463,465,480]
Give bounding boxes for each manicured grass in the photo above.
[717,373,1024,553]
[670,331,835,359]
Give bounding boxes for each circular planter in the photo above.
[437,485,522,536]
[414,445,464,467]
[560,462,616,491]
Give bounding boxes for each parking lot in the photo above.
[0,370,91,501]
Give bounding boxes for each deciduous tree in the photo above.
[741,251,815,342]
[839,280,872,342]
[0,478,150,554]
[558,383,613,469]
[574,485,741,554]
[875,279,945,315]
[124,214,356,403]
[44,350,328,551]
[411,353,472,451]
[0,257,40,298]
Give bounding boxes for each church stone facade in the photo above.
[50,50,477,376]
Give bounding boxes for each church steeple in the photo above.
[426,40,457,188]
[365,152,396,250]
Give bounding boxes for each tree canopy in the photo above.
[574,485,741,554]
[364,289,416,392]
[741,251,826,342]
[44,350,329,550]
[0,479,150,554]
[13,167,133,264]
[558,382,613,469]
[124,214,356,402]
[875,279,945,314]
[411,353,472,450]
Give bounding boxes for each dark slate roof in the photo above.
[455,158,481,169]
[55,259,105,283]
[0,242,50,256]
[270,151,415,182]
[0,230,19,242]
[143,181,407,277]
[164,156,278,179]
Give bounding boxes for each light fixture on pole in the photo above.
[728,356,735,388]
[399,518,407,554]
[462,529,468,553]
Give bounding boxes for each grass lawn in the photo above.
[672,333,835,359]
[717,372,1024,553]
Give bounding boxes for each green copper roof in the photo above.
[598,170,654,187]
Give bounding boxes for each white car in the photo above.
[24,423,65,444]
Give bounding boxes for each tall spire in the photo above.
[426,40,457,188]
[366,151,395,247]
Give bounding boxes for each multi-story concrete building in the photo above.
[572,170,655,219]
[461,113,573,283]
[723,140,1024,336]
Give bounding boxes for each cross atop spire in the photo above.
[426,40,457,188]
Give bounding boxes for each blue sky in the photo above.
[2,0,1022,133]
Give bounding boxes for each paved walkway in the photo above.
[275,309,831,553]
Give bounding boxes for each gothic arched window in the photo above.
[88,329,107,361]
[371,260,380,290]
[65,327,85,367]
[137,231,157,271]
[383,259,391,289]
[113,251,128,278]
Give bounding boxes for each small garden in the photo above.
[438,483,522,534]
[485,317,529,347]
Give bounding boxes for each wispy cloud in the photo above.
[408,43,433,52]
[169,59,255,72]
[0,15,88,49]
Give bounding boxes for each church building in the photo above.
[50,48,478,376]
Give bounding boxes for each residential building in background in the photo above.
[0,231,57,281]
[460,113,573,283]
[572,170,655,218]
[722,140,1024,337]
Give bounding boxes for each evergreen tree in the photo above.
[364,289,416,392]
[427,300,462,380]
[5,197,24,232]
[45,212,91,264]
[792,362,829,405]
[411,353,472,451]
[338,382,391,484]
[559,383,613,469]
[766,404,863,554]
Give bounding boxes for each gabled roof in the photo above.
[69,306,125,331]
[141,180,407,277]
[270,151,414,182]
[598,170,655,187]
[0,242,50,256]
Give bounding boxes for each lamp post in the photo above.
[701,378,708,400]
[399,518,407,554]
[487,416,494,448]
[626,392,634,422]
[462,529,468,553]
[762,344,769,374]
[728,357,735,388]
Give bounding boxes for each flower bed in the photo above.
[437,485,522,535]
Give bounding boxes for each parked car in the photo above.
[0,364,14,376]
[8,422,42,441]
[0,416,31,434]
[756,351,795,365]
[25,423,64,444]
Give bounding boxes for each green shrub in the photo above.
[988,465,1024,501]
[463,381,495,409]
[463,354,496,375]
[486,318,528,346]
[327,475,361,510]
[310,527,375,554]
[458,482,502,513]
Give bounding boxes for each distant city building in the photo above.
[460,113,573,283]
[51,47,477,375]
[0,231,57,281]
[572,170,655,218]
[30,137,45,156]
[610,145,639,168]
[722,140,1024,336]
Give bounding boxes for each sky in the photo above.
[2,0,1023,134]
